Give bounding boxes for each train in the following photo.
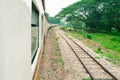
[0,0,49,80]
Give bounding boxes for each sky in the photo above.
[45,0,80,17]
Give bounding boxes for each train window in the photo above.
[31,2,39,63]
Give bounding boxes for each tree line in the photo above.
[55,0,120,33]
[45,12,60,24]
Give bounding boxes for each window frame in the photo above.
[31,2,39,64]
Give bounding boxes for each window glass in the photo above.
[31,2,39,63]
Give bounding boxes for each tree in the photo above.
[45,12,60,24]
[55,0,120,33]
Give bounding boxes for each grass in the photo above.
[91,33,120,53]
[56,50,63,66]
[62,28,120,65]
[55,35,63,66]
[55,36,60,41]
[82,78,90,80]
[94,56,101,59]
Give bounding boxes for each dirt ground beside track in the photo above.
[37,27,120,80]
[38,28,65,80]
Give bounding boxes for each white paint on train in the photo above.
[0,0,48,80]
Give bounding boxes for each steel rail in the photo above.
[60,32,93,80]
[59,31,118,80]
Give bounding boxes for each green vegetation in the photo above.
[82,78,90,80]
[45,12,60,24]
[91,33,120,53]
[54,34,63,66]
[55,36,60,41]
[56,50,63,66]
[86,34,92,39]
[56,0,120,33]
[94,56,101,59]
[60,27,66,30]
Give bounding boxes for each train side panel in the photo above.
[0,0,49,80]
[0,2,5,79]
[31,0,48,78]
[0,0,32,80]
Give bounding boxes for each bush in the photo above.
[97,47,101,52]
[60,27,66,30]
[110,37,120,42]
[111,28,118,34]
[68,28,72,31]
[77,30,82,34]
[86,34,92,39]
[95,47,103,53]
[55,36,60,41]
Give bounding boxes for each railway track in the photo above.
[58,30,118,80]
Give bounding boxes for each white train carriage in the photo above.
[0,0,49,80]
